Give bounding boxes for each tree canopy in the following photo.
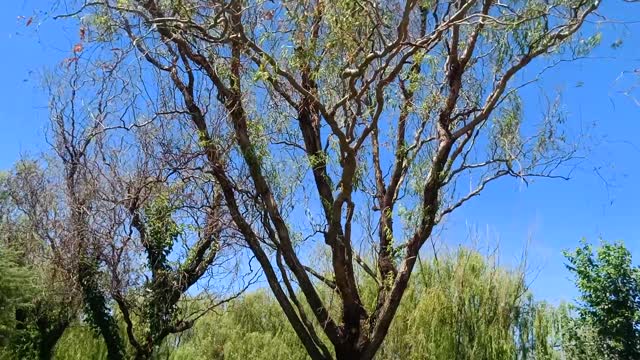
[564,240,640,359]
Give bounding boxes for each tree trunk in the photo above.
[37,319,69,360]
[78,258,125,360]
[336,344,364,360]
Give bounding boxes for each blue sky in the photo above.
[1,1,639,304]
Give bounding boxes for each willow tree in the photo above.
[56,0,606,358]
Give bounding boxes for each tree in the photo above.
[38,59,248,360]
[0,54,248,358]
[51,0,609,358]
[0,174,33,348]
[563,240,640,359]
[0,245,35,349]
[0,167,79,360]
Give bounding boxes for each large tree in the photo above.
[52,0,608,358]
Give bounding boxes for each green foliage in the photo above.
[556,303,600,360]
[44,245,640,359]
[373,249,549,360]
[0,244,73,360]
[50,249,574,360]
[78,258,125,360]
[576,32,603,57]
[166,290,306,360]
[0,169,75,360]
[563,240,640,359]
[143,194,182,269]
[492,94,524,165]
[141,193,184,341]
[0,246,36,347]
[53,325,108,360]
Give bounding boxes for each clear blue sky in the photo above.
[1,1,639,304]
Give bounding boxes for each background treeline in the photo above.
[2,229,638,359]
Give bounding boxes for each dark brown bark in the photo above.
[37,317,70,360]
